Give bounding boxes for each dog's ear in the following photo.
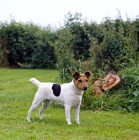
[84,72,91,79]
[72,72,80,80]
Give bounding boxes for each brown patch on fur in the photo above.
[72,72,91,91]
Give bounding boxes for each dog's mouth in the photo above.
[78,87,88,91]
[83,87,87,91]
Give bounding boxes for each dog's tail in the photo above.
[29,78,41,87]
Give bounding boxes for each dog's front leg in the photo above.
[74,103,81,124]
[65,104,71,125]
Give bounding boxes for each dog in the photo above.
[27,72,90,125]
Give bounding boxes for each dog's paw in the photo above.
[40,116,43,120]
[67,120,72,125]
[76,121,80,124]
[27,118,31,122]
[67,122,72,125]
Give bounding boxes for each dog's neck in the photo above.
[71,80,84,95]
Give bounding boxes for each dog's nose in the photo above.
[83,86,87,91]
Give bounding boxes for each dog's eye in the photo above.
[78,80,82,83]
[86,80,88,82]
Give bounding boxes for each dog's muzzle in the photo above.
[83,86,87,91]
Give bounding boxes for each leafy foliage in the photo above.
[94,18,138,72]
[64,12,91,60]
[121,67,139,112]
[0,21,56,68]
[51,28,79,82]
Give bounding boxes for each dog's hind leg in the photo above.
[39,100,51,120]
[27,101,41,122]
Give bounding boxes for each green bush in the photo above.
[64,12,91,60]
[121,66,139,112]
[95,31,125,71]
[0,21,57,68]
[52,28,79,82]
[93,18,138,72]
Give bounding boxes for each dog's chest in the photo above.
[69,94,82,107]
[71,99,81,107]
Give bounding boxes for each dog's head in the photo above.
[72,72,91,91]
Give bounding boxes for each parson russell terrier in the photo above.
[27,72,91,125]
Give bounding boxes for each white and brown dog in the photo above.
[27,72,90,125]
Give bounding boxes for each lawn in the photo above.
[0,68,139,140]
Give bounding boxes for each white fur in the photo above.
[27,78,84,125]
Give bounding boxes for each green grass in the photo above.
[0,68,139,140]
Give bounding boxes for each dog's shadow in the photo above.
[32,114,77,126]
[27,106,77,126]
[31,109,66,125]
[31,118,77,127]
